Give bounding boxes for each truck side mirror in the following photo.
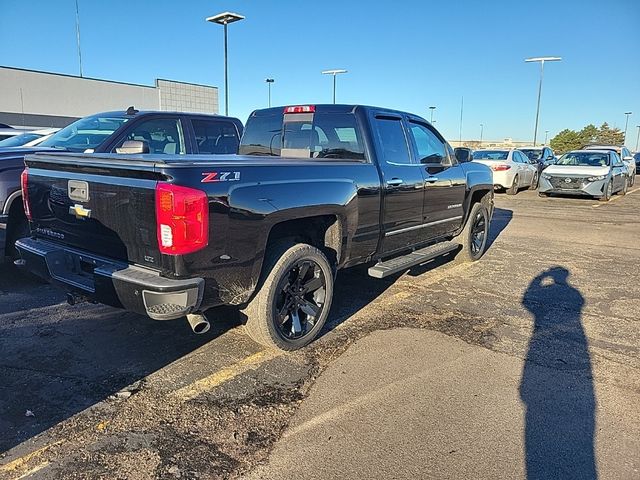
[116,140,150,154]
[455,149,470,163]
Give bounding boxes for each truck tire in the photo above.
[506,175,518,195]
[454,201,489,263]
[242,242,334,351]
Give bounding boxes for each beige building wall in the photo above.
[0,67,218,129]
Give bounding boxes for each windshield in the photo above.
[556,152,610,167]
[520,149,543,161]
[39,114,129,152]
[0,133,42,147]
[473,150,509,160]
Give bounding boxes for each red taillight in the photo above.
[284,105,315,114]
[491,164,511,171]
[155,183,209,255]
[21,168,32,221]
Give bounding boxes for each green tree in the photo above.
[550,129,582,154]
[579,124,598,146]
[595,123,624,145]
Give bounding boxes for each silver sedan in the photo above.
[538,150,628,201]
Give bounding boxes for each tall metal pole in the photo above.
[75,0,83,77]
[265,78,274,108]
[459,96,464,144]
[480,124,483,144]
[332,74,337,104]
[532,60,545,146]
[635,125,640,151]
[429,106,436,123]
[623,112,632,144]
[223,22,228,116]
[526,57,561,146]
[544,130,549,145]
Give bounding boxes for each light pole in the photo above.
[321,69,347,104]
[265,78,274,107]
[480,123,484,144]
[525,56,561,146]
[75,0,83,77]
[429,106,436,123]
[635,125,640,151]
[459,96,464,144]
[544,130,549,145]
[623,112,632,145]
[206,11,245,116]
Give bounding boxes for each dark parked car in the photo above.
[634,152,640,174]
[521,146,556,169]
[0,108,242,260]
[16,104,494,350]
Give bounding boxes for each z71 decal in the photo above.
[201,171,241,183]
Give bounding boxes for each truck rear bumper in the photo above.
[15,237,204,320]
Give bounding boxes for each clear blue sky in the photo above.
[1,0,639,146]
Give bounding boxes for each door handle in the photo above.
[424,177,438,183]
[386,178,404,186]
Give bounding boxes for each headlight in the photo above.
[542,173,552,180]
[587,175,606,181]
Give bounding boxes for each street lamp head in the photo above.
[525,56,562,62]
[265,78,274,83]
[322,69,347,75]
[429,106,436,110]
[624,111,632,115]
[206,11,245,25]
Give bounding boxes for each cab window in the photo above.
[113,118,185,154]
[192,119,239,154]
[408,121,447,165]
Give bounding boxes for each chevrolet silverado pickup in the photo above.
[0,108,242,260]
[16,104,493,350]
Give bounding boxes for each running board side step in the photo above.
[368,241,459,279]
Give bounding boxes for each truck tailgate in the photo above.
[24,153,164,269]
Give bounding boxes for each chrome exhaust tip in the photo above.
[186,313,210,335]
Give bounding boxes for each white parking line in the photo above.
[592,187,640,207]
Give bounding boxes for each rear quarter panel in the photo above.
[161,160,381,306]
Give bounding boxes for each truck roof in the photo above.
[249,104,429,122]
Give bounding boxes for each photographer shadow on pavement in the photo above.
[519,266,597,480]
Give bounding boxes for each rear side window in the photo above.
[239,111,365,160]
[374,117,412,165]
[192,119,239,154]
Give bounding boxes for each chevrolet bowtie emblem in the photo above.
[69,204,91,219]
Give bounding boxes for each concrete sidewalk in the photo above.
[248,329,640,480]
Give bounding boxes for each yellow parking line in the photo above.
[15,462,50,479]
[172,349,281,402]
[0,441,62,475]
[592,187,640,207]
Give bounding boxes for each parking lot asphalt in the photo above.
[1,187,639,479]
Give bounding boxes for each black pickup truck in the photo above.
[16,104,493,350]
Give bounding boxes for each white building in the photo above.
[0,66,219,129]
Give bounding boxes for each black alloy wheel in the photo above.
[470,209,488,257]
[274,260,327,340]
